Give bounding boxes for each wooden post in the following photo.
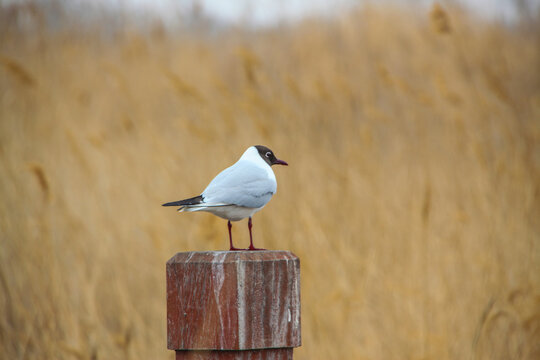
[167,251,301,360]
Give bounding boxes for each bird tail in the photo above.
[162,195,203,211]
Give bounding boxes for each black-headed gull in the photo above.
[163,145,288,251]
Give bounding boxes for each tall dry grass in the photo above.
[1,3,539,360]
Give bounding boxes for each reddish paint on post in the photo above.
[167,251,301,359]
[175,349,292,360]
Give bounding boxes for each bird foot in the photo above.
[229,246,243,251]
[247,245,266,251]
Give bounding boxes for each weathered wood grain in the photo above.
[175,349,292,360]
[167,251,301,354]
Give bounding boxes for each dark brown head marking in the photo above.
[254,145,288,166]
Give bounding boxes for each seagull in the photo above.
[162,145,288,251]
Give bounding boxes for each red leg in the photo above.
[248,217,265,251]
[228,221,241,251]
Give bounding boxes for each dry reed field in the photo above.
[1,2,539,360]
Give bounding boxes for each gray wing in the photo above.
[202,161,276,208]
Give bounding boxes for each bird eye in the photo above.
[265,151,271,157]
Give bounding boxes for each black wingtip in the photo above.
[162,201,185,207]
[162,195,203,207]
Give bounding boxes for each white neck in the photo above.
[239,146,265,165]
[238,146,276,180]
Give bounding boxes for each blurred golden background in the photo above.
[1,1,539,359]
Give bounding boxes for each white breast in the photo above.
[239,146,276,183]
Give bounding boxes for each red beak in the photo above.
[274,158,288,166]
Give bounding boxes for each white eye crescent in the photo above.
[265,151,271,157]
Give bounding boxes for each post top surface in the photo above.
[167,250,298,265]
